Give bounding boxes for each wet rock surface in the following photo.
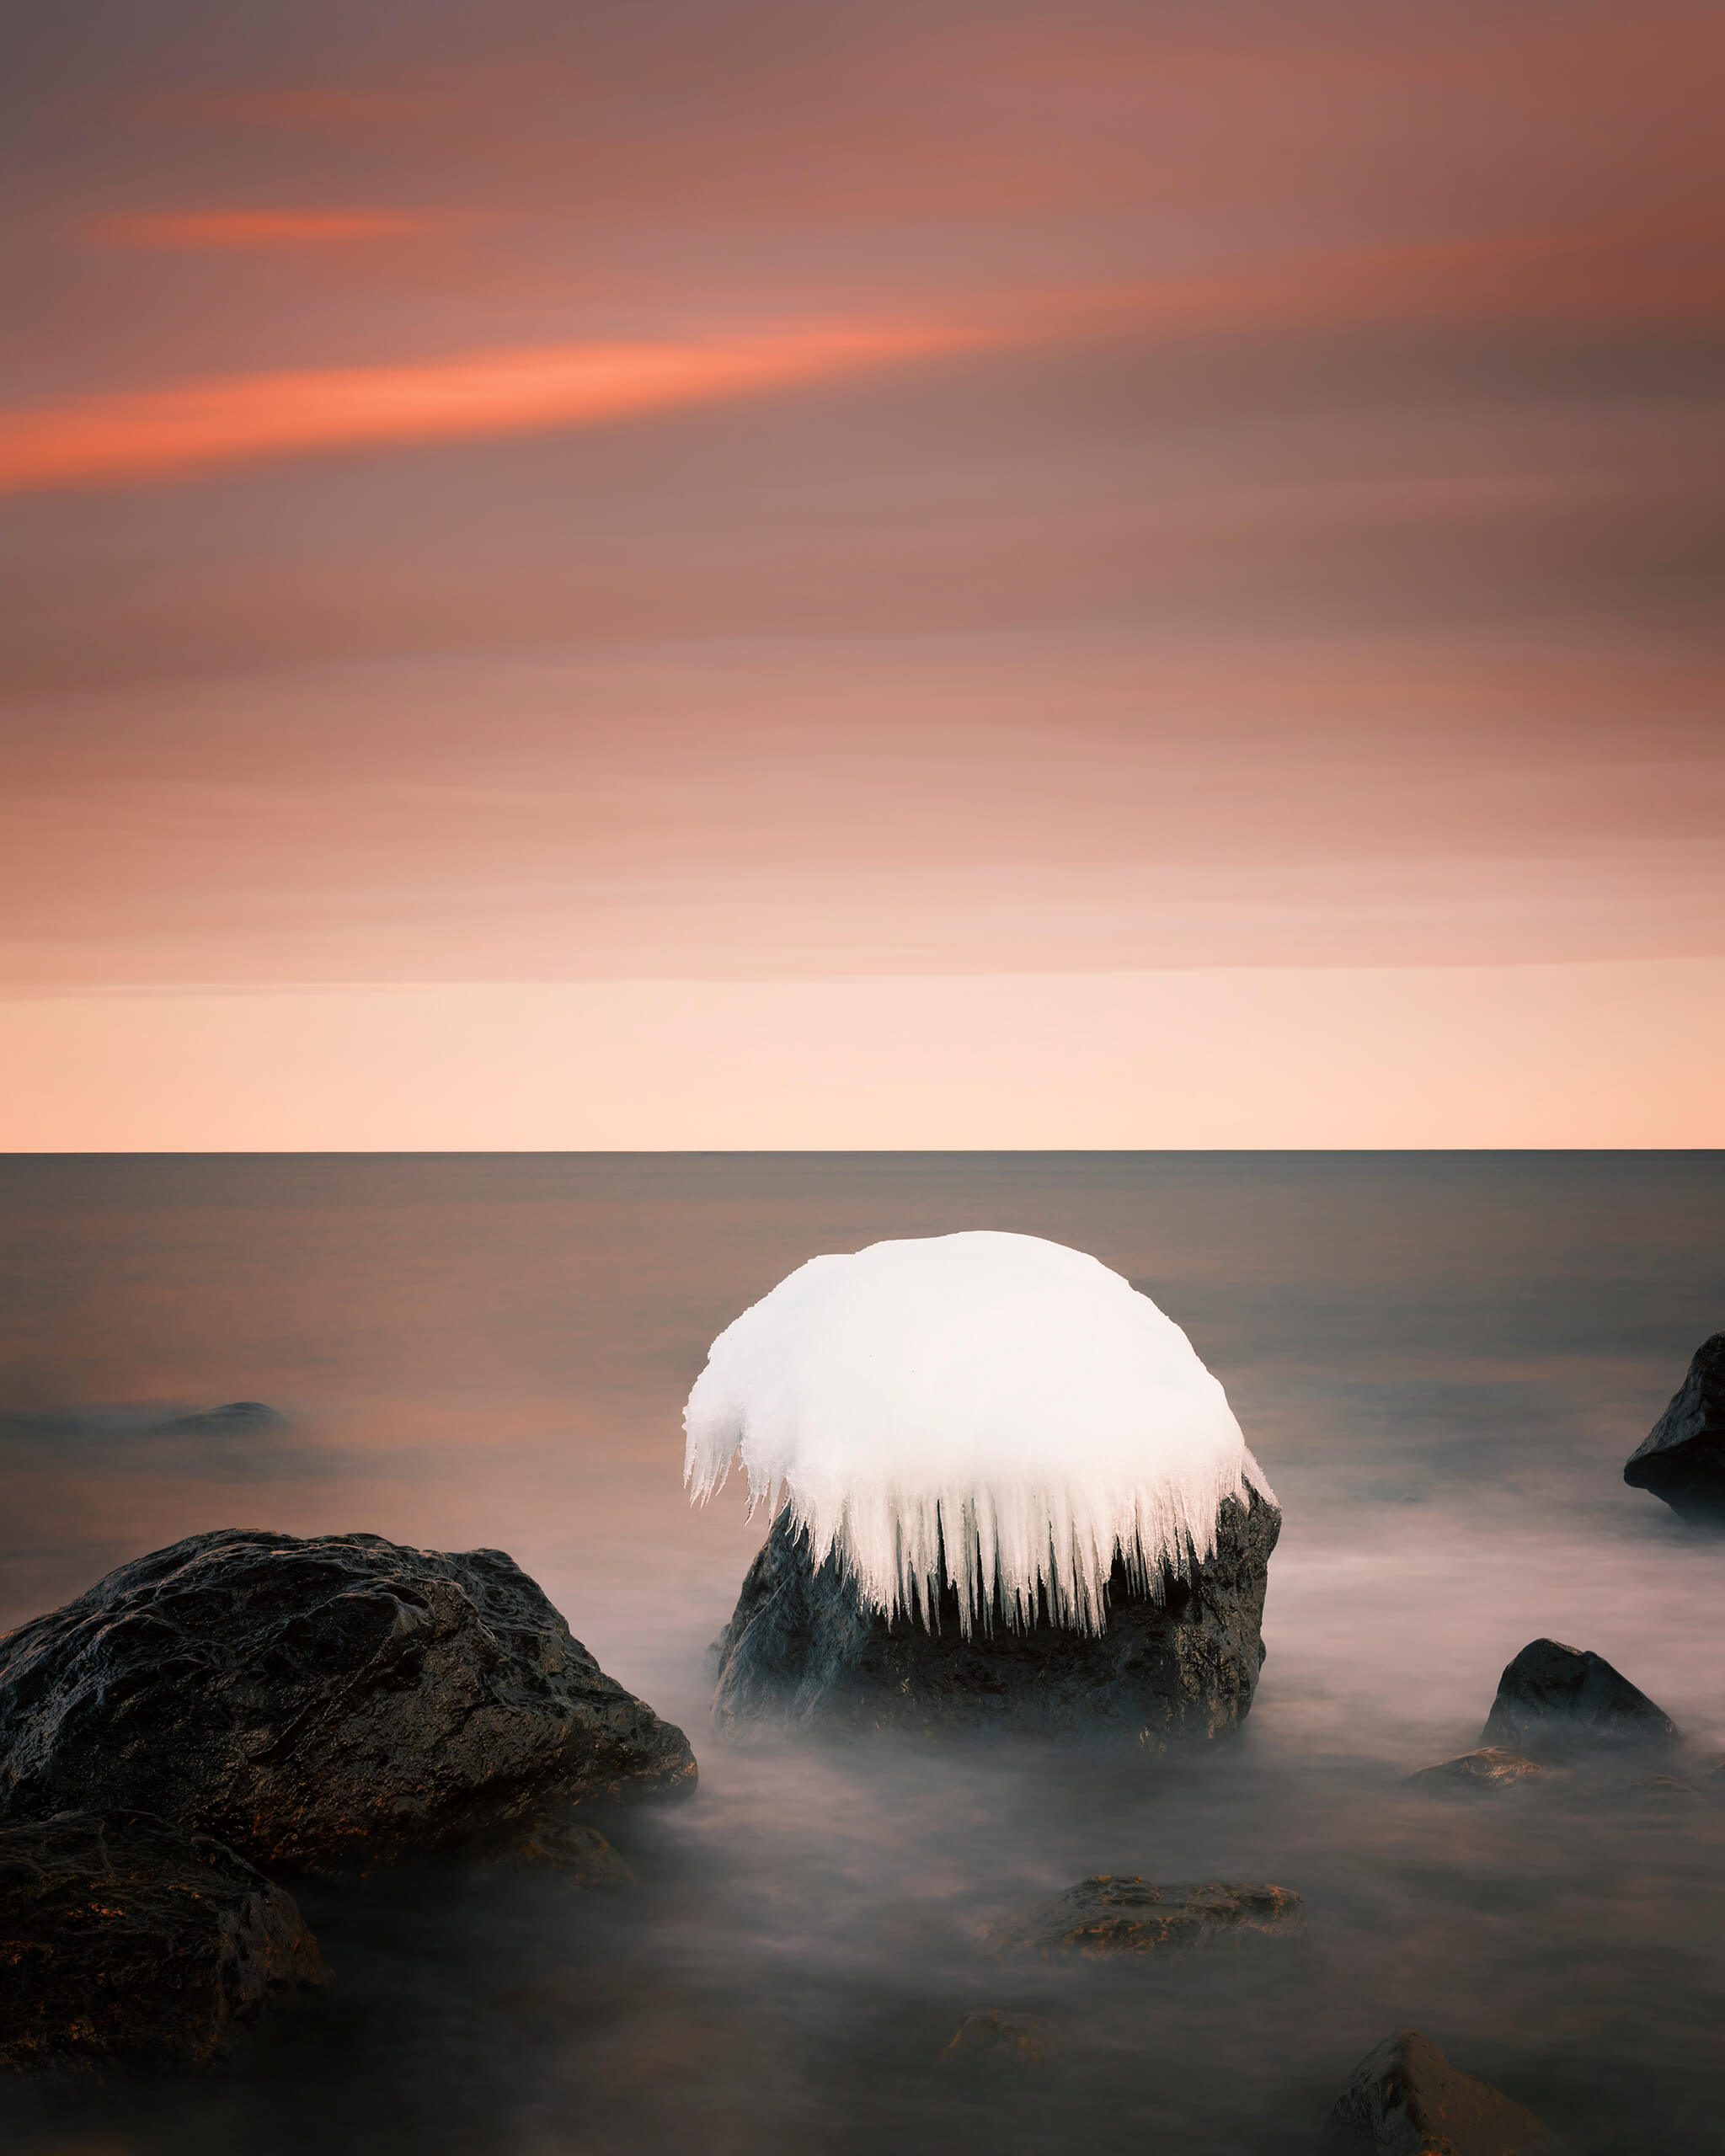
[1623,1332,1725,1523]
[985,1874,1303,1961]
[1407,1748,1550,1794]
[1479,1638,1680,1757]
[0,1530,697,1872]
[1320,2028,1549,2153]
[710,1489,1279,1744]
[0,1810,325,2073]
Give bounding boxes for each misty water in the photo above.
[3,1152,1723,2154]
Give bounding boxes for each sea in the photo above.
[2,1152,1722,2154]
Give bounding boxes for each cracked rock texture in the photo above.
[0,1809,324,2073]
[710,1489,1279,1745]
[0,1530,696,1872]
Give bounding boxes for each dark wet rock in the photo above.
[1624,1333,1725,1523]
[0,1809,325,2073]
[481,1815,636,1887]
[1407,1748,1550,1794]
[985,1875,1302,1961]
[711,1489,1279,1745]
[1479,1638,1680,1757]
[0,1530,697,1873]
[144,1401,288,1438]
[940,2007,1050,2067]
[1320,2028,1548,2153]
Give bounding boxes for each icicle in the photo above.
[684,1230,1274,1638]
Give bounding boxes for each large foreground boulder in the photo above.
[0,1810,324,2073]
[1321,2029,1548,2153]
[0,1531,696,1871]
[710,1491,1279,1744]
[1479,1639,1680,1757]
[1624,1333,1725,1523]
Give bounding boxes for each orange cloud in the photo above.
[92,209,441,250]
[0,320,976,497]
[3,225,1716,500]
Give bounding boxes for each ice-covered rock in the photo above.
[687,1231,1279,1739]
[1624,1333,1725,1523]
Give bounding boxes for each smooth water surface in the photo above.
[2,1153,1722,2153]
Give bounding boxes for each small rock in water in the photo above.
[985,1874,1302,1961]
[940,2008,1050,2068]
[144,1400,288,1437]
[1623,1332,1725,1524]
[1479,1638,1680,1756]
[1407,1748,1550,1794]
[1616,1774,1707,1812]
[1320,2028,1549,2153]
[493,1814,637,1886]
[0,1810,325,2073]
[0,1529,697,1872]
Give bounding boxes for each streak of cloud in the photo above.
[3,221,1717,499]
[89,209,443,250]
[0,319,975,497]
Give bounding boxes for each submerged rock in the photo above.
[143,1401,288,1438]
[0,1810,324,2073]
[484,1815,637,1887]
[939,2008,1050,2068]
[711,1491,1279,1744]
[985,1874,1302,1961]
[1479,1639,1680,1757]
[1407,1748,1550,1794]
[1624,1333,1725,1524]
[1615,1774,1706,1813]
[0,1530,696,1872]
[1320,2029,1548,2153]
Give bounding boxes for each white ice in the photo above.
[684,1230,1274,1636]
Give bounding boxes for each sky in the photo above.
[3,0,1722,1147]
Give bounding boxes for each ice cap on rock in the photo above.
[684,1230,1273,1636]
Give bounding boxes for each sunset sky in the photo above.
[4,0,1722,1146]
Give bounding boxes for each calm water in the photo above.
[2,1152,1723,2154]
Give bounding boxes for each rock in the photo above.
[1407,1748,1550,1794]
[940,2007,1050,2067]
[1479,1639,1680,1756]
[0,1810,325,2073]
[1623,1334,1725,1523]
[710,1489,1279,1744]
[1616,1774,1706,1812]
[1321,2028,1548,2153]
[484,1815,636,1887]
[143,1401,288,1438]
[985,1875,1302,1961]
[0,1530,697,1872]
